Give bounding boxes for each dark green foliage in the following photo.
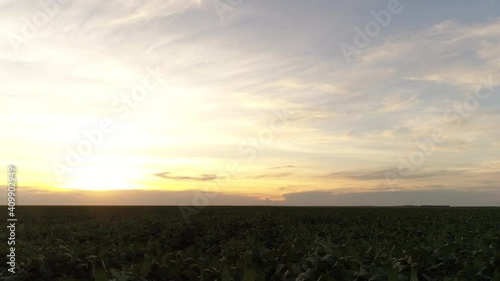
[1,206,499,280]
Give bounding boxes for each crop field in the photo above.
[1,206,499,281]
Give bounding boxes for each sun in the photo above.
[62,166,140,191]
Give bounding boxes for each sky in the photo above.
[0,0,499,206]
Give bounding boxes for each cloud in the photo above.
[435,137,472,151]
[267,165,295,169]
[277,184,309,191]
[381,93,419,112]
[359,19,500,87]
[154,172,218,181]
[318,168,467,181]
[250,172,294,179]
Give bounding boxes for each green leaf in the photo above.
[242,268,256,281]
[221,267,232,281]
[410,268,419,281]
[182,270,198,279]
[139,255,152,278]
[493,269,500,281]
[93,268,108,281]
[387,267,399,281]
[110,268,124,281]
[369,273,389,281]
[358,268,370,279]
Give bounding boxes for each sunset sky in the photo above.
[1,0,499,205]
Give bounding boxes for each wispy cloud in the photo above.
[382,93,419,112]
[318,168,467,181]
[250,172,294,179]
[267,165,295,169]
[154,172,218,181]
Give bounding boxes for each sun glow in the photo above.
[62,167,141,191]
